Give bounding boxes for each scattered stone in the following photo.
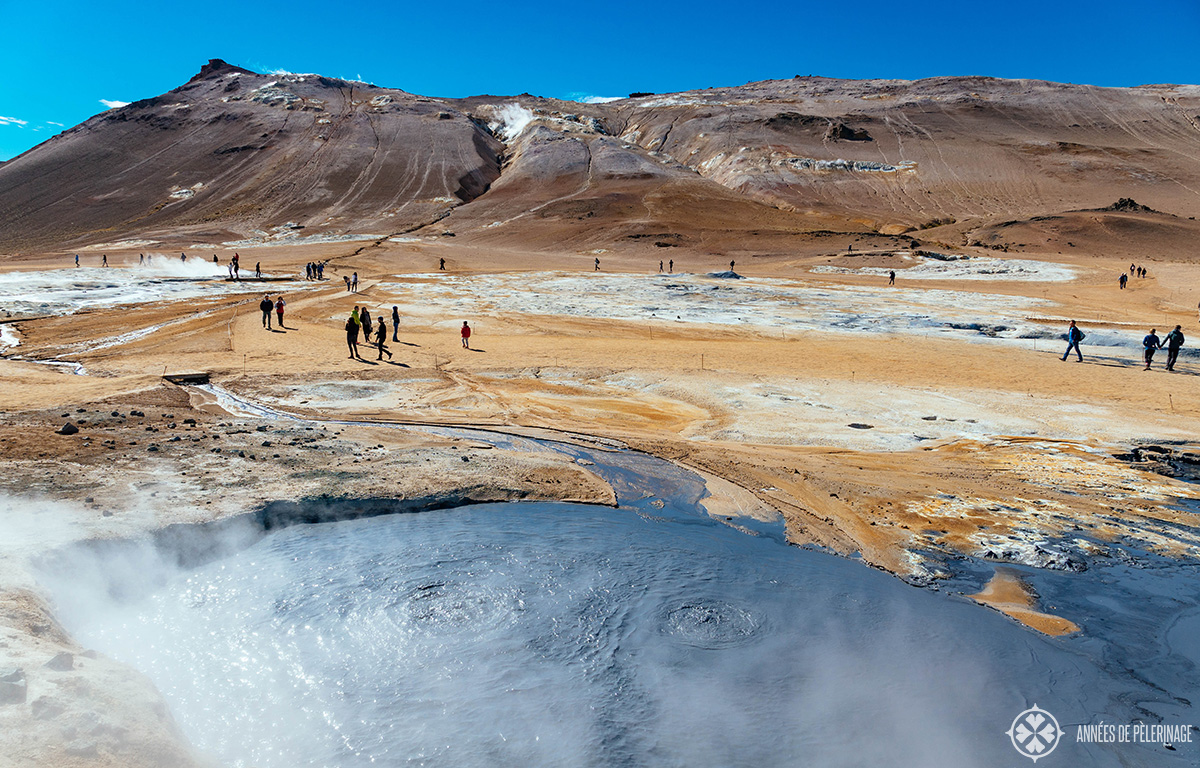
[56,422,79,435]
[130,409,145,417]
[921,416,938,421]
[256,425,269,432]
[111,411,121,417]
[44,652,74,671]
[847,423,874,430]
[0,668,26,704]
[183,418,197,425]
[262,441,272,447]
[147,445,159,452]
[64,740,98,758]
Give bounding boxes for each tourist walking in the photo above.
[1119,273,1128,289]
[729,259,735,272]
[594,258,600,272]
[360,308,371,343]
[275,296,286,328]
[375,317,393,360]
[351,272,359,292]
[659,260,663,273]
[1061,320,1084,362]
[139,253,145,265]
[889,270,896,286]
[345,313,361,359]
[1143,328,1162,370]
[461,321,472,349]
[1165,325,1185,371]
[669,259,673,273]
[74,254,79,267]
[102,255,108,267]
[392,306,400,342]
[439,258,446,271]
[259,295,273,329]
[255,261,261,278]
[351,306,361,340]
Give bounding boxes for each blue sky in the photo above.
[1,0,1197,161]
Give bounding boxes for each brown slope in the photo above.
[0,60,503,252]
[965,201,1200,262]
[595,76,1200,229]
[417,114,863,258]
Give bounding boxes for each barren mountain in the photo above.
[2,60,1200,253]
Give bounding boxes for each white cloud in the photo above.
[580,95,623,104]
[0,115,28,127]
[99,99,130,109]
[47,121,64,127]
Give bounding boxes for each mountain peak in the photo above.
[189,58,255,82]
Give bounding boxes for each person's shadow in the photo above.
[270,328,286,334]
[466,347,486,353]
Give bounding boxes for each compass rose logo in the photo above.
[1007,705,1064,762]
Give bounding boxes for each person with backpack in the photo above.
[259,295,274,330]
[1164,325,1185,371]
[461,321,472,349]
[1143,328,1162,370]
[1061,320,1085,362]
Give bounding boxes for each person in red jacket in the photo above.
[461,321,472,349]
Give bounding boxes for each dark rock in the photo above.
[183,418,197,425]
[1103,197,1155,213]
[44,652,74,671]
[847,423,874,430]
[825,122,873,142]
[56,422,79,435]
[0,668,25,705]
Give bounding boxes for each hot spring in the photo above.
[39,491,1175,767]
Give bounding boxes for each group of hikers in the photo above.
[1118,263,1150,289]
[1063,319,1186,371]
[304,261,326,280]
[344,305,403,360]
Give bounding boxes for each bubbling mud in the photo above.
[44,501,1183,768]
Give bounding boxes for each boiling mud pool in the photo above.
[51,501,1184,768]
